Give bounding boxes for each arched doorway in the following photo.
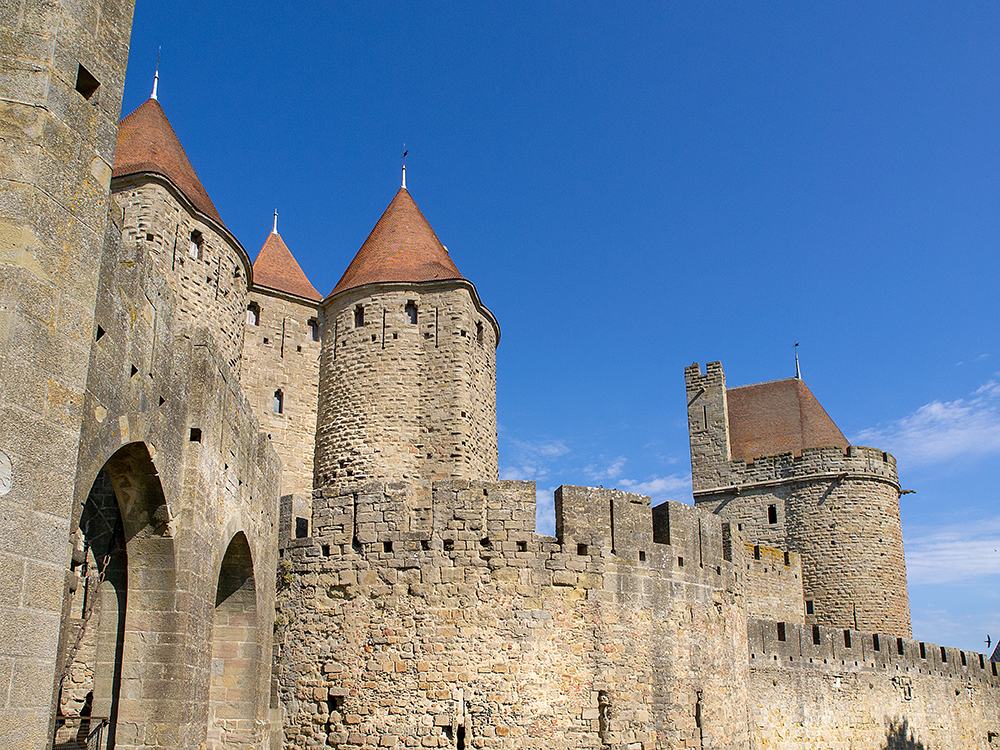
[54,442,177,750]
[208,532,259,748]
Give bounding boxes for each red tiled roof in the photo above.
[331,188,464,297]
[113,99,224,225]
[252,232,322,302]
[727,378,848,462]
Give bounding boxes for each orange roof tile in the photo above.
[252,232,322,302]
[113,99,224,225]
[727,378,848,462]
[331,188,464,297]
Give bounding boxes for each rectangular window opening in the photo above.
[517,541,527,552]
[753,545,760,560]
[383,541,393,553]
[638,550,646,562]
[812,625,821,645]
[189,428,202,442]
[295,517,308,539]
[777,622,786,642]
[783,551,790,567]
[940,646,947,663]
[322,544,331,557]
[919,642,926,659]
[768,504,777,524]
[577,543,588,556]
[805,600,814,615]
[189,230,203,259]
[844,630,852,648]
[897,637,905,655]
[873,634,880,652]
[354,304,365,327]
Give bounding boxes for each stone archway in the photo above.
[55,442,178,750]
[208,532,259,748]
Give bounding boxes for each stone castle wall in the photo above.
[275,482,751,750]
[742,543,804,625]
[0,0,135,745]
[314,283,498,496]
[112,180,251,374]
[748,618,1000,749]
[240,287,321,497]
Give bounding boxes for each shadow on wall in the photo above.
[883,719,928,750]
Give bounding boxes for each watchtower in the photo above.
[314,175,499,497]
[685,362,911,637]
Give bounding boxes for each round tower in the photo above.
[688,363,911,637]
[314,180,499,495]
[111,95,252,374]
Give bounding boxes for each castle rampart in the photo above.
[275,481,751,749]
[747,617,1000,748]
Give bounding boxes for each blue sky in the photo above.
[123,1,999,654]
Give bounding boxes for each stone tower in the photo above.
[686,361,911,637]
[314,180,499,496]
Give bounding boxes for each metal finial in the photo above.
[794,342,801,379]
[272,209,278,235]
[402,148,408,189]
[151,47,160,100]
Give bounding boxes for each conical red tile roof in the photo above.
[113,99,223,225]
[727,378,848,462]
[252,231,322,301]
[331,188,464,297]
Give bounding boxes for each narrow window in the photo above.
[189,230,203,259]
[940,646,947,663]
[873,634,880,652]
[476,321,484,344]
[189,428,202,442]
[783,551,790,566]
[577,544,588,556]
[753,545,760,560]
[812,625,821,645]
[383,541,393,553]
[272,389,283,414]
[844,630,852,648]
[768,504,777,524]
[961,651,966,667]
[638,550,646,562]
[919,642,926,659]
[516,541,527,552]
[777,622,786,642]
[308,318,319,341]
[322,544,331,557]
[295,517,308,539]
[405,301,417,324]
[354,305,364,328]
[897,638,904,655]
[75,64,100,99]
[805,600,814,615]
[247,302,260,326]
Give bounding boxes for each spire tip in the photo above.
[151,47,160,101]
[272,209,278,235]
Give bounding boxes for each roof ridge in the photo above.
[728,377,799,391]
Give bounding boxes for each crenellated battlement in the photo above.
[696,444,899,497]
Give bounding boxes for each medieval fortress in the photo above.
[1,2,998,749]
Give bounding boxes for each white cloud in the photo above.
[500,438,571,483]
[584,456,627,482]
[852,379,1000,465]
[535,487,557,537]
[617,473,692,504]
[905,518,1000,585]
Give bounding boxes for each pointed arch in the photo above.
[208,532,259,748]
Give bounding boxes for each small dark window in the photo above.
[405,301,417,324]
[146,233,154,242]
[940,646,947,663]
[272,389,283,414]
[844,630,852,648]
[95,325,105,341]
[189,230,203,259]
[443,539,454,552]
[993,661,997,677]
[189,428,202,442]
[677,556,684,567]
[960,651,966,666]
[812,625,821,645]
[75,64,100,99]
[295,517,308,539]
[805,600,814,615]
[897,637,905,655]
[383,541,393,553]
[768,504,777,524]
[517,541,527,552]
[638,550,646,562]
[421,540,430,551]
[919,642,926,659]
[322,544,331,557]
[577,544,588,556]
[873,634,880,652]
[753,545,760,560]
[296,345,301,352]
[783,551,790,566]
[476,321,484,344]
[247,302,260,326]
[777,622,786,642]
[308,318,319,341]
[354,305,364,328]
